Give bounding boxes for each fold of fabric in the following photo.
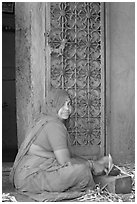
[9,116,51,185]
[15,189,84,202]
[9,117,83,201]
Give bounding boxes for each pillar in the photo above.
[15,2,46,147]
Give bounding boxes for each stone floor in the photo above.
[2,162,135,202]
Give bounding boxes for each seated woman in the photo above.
[10,88,111,200]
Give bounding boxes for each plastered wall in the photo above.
[16,3,46,147]
[109,2,135,163]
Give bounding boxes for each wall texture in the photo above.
[15,2,135,163]
[16,3,46,147]
[109,3,135,163]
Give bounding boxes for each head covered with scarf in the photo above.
[45,88,72,118]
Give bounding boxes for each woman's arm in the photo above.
[54,148,92,168]
[46,122,73,165]
[54,148,71,165]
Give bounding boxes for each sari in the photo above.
[9,88,95,201]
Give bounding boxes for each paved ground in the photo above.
[2,162,135,202]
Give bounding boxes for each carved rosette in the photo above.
[47,2,104,148]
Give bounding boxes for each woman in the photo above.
[10,88,110,201]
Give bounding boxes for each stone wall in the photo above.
[16,3,46,146]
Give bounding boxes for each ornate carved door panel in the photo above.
[45,2,105,159]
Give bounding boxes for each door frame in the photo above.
[45,2,110,157]
[104,3,111,155]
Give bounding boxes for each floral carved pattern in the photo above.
[47,2,104,149]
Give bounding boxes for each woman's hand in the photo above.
[92,156,110,176]
[92,161,106,175]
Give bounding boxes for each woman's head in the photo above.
[58,98,72,120]
[45,88,72,119]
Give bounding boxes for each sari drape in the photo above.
[9,89,95,201]
[9,116,95,201]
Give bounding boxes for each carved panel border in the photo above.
[45,2,105,157]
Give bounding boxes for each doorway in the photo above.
[3,2,107,161]
[2,3,17,162]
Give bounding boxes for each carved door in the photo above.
[45,2,105,159]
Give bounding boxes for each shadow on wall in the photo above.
[2,6,18,162]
